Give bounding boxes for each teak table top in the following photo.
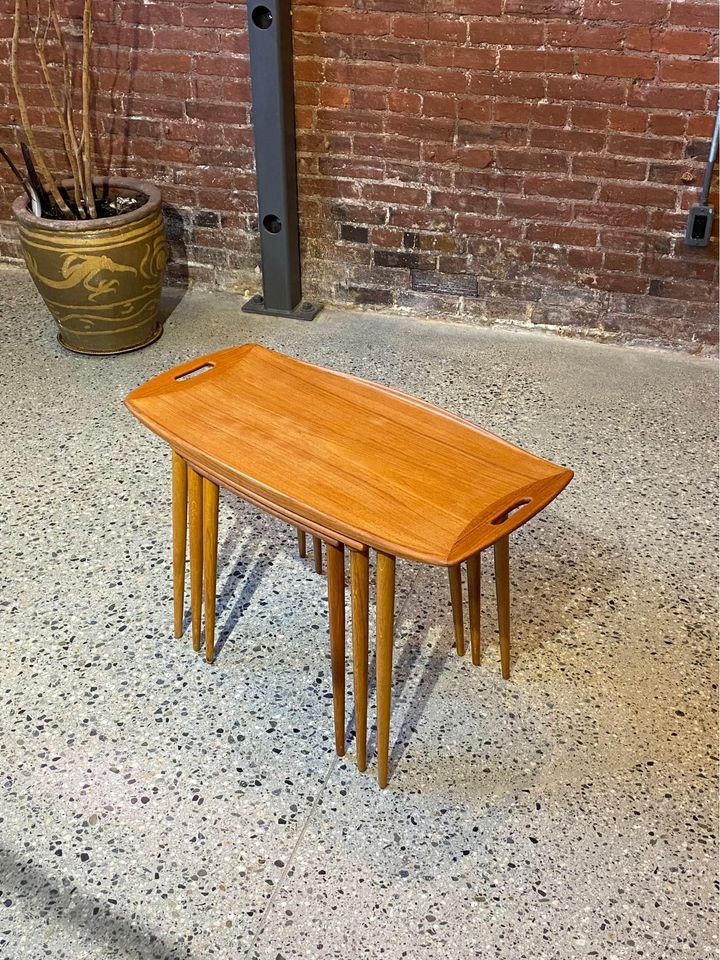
[125,344,573,565]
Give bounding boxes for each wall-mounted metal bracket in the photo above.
[242,0,322,321]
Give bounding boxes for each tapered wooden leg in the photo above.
[376,551,396,789]
[188,467,204,653]
[494,536,511,680]
[448,564,465,657]
[297,529,306,558]
[203,478,219,664]
[327,542,345,757]
[172,452,188,639]
[467,552,481,666]
[313,536,323,574]
[351,550,369,772]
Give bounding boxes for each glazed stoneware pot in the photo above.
[12,176,167,355]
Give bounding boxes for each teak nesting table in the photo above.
[125,344,573,787]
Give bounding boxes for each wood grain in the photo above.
[172,451,187,639]
[494,536,511,680]
[203,478,219,664]
[448,564,465,657]
[467,553,481,667]
[351,549,369,772]
[327,541,345,757]
[188,466,204,653]
[297,528,306,558]
[313,535,323,574]
[125,345,573,565]
[376,551,396,789]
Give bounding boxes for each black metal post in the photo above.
[242,0,321,320]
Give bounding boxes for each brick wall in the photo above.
[0,0,717,348]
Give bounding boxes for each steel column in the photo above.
[242,0,321,320]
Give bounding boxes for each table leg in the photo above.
[494,536,511,680]
[203,478,219,664]
[351,550,369,772]
[188,467,204,653]
[172,452,188,639]
[327,541,345,757]
[297,529,306,558]
[467,552,481,666]
[448,564,465,657]
[313,536,323,574]
[376,551,396,789]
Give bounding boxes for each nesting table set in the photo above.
[125,344,572,787]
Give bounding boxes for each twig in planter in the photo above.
[11,0,72,217]
[48,0,88,215]
[21,141,50,215]
[28,0,86,217]
[0,146,31,199]
[81,0,97,218]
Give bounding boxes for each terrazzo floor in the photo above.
[0,263,718,960]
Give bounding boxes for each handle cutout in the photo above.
[175,362,214,382]
[491,498,531,526]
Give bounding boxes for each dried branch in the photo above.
[81,0,96,218]
[48,0,89,212]
[11,0,73,217]
[29,0,86,216]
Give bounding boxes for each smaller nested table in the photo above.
[125,344,572,787]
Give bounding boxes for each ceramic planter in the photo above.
[13,177,167,355]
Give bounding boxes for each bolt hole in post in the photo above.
[251,5,273,28]
[263,214,282,234]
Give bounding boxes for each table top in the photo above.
[125,344,573,565]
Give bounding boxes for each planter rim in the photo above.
[12,176,161,233]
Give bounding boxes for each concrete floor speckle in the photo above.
[0,264,717,960]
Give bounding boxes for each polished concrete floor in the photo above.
[0,264,717,960]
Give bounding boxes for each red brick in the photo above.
[495,101,533,124]
[547,24,623,47]
[659,59,718,84]
[457,98,493,123]
[584,0,670,23]
[531,127,606,152]
[396,65,469,94]
[627,82,707,109]
[456,214,524,238]
[575,202,650,227]
[425,46,496,70]
[648,113,687,136]
[627,26,712,54]
[578,53,657,78]
[496,150,569,173]
[498,50,575,74]
[525,176,598,199]
[572,105,610,129]
[504,0,582,14]
[388,90,422,114]
[568,248,604,268]
[527,223,598,245]
[546,76,628,103]
[321,11,392,36]
[393,15,467,43]
[573,155,648,179]
[687,114,715,136]
[469,20,544,45]
[599,182,677,205]
[608,132,684,158]
[609,108,648,131]
[503,197,573,221]
[668,2,718,28]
